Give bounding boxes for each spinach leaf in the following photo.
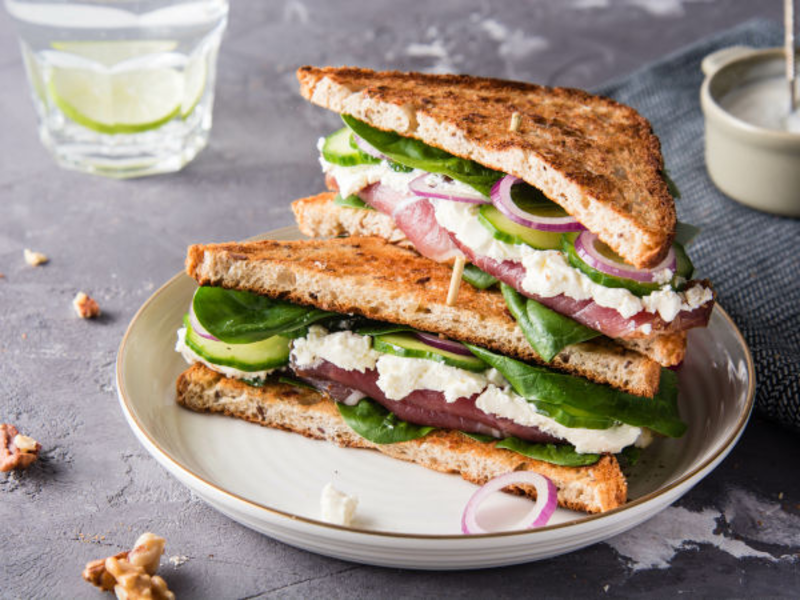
[462,263,498,289]
[501,284,600,362]
[193,286,335,344]
[532,400,616,430]
[459,432,600,466]
[460,431,496,443]
[342,115,503,196]
[495,438,601,466]
[464,344,687,438]
[355,321,416,336]
[337,398,435,444]
[617,445,642,468]
[278,376,318,391]
[675,221,700,246]
[663,168,681,200]
[334,193,373,210]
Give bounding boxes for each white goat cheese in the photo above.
[320,483,358,526]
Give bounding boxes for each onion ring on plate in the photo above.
[461,471,557,534]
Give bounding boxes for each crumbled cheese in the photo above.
[475,385,642,454]
[635,429,654,448]
[175,327,276,380]
[375,353,487,403]
[291,326,379,373]
[320,483,358,526]
[652,268,674,285]
[434,200,713,323]
[320,157,422,198]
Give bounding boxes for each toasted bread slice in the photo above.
[291,192,687,368]
[176,363,627,514]
[297,66,675,269]
[186,236,662,397]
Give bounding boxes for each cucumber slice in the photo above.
[478,205,562,250]
[322,127,380,167]
[333,193,373,210]
[562,233,657,296]
[461,263,498,289]
[562,233,693,296]
[372,332,487,372]
[184,315,290,372]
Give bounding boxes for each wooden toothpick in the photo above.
[447,256,466,306]
[786,0,797,112]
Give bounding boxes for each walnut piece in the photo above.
[83,533,175,600]
[23,248,48,266]
[73,292,101,319]
[0,424,41,472]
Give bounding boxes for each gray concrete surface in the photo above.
[1,1,799,598]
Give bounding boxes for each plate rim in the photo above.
[116,225,756,541]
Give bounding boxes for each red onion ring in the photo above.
[414,332,474,357]
[461,471,557,534]
[189,303,220,342]
[575,231,676,283]
[352,134,388,160]
[409,173,490,204]
[491,175,585,232]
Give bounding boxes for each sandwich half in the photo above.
[293,67,714,370]
[175,236,688,514]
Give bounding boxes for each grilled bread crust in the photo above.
[297,65,676,269]
[186,236,662,397]
[291,192,687,368]
[176,363,627,514]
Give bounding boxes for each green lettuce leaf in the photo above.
[337,398,435,444]
[501,284,600,362]
[462,263,498,289]
[464,344,686,438]
[342,115,503,196]
[354,321,416,336]
[193,286,335,344]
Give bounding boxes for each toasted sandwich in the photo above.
[175,236,687,514]
[292,67,715,371]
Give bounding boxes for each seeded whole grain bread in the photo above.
[176,363,627,514]
[291,192,687,368]
[297,66,676,269]
[186,235,662,397]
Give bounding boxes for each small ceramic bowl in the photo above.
[700,46,800,217]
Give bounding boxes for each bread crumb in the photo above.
[509,112,522,132]
[73,292,101,319]
[24,248,48,266]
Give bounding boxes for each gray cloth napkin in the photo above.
[595,19,800,433]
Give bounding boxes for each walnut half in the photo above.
[82,533,175,600]
[0,424,41,472]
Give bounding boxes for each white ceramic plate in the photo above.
[116,226,755,570]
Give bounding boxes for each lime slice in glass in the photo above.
[51,40,178,67]
[48,40,184,134]
[181,53,207,118]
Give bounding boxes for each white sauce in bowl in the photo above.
[720,77,800,133]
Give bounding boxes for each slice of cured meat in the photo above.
[293,358,563,444]
[358,183,463,263]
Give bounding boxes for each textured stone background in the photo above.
[2,0,800,598]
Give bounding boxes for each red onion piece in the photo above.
[575,231,676,283]
[352,134,388,160]
[461,471,558,534]
[189,304,220,342]
[409,173,490,204]
[414,332,474,356]
[491,175,586,232]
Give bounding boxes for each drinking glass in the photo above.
[4,0,229,178]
